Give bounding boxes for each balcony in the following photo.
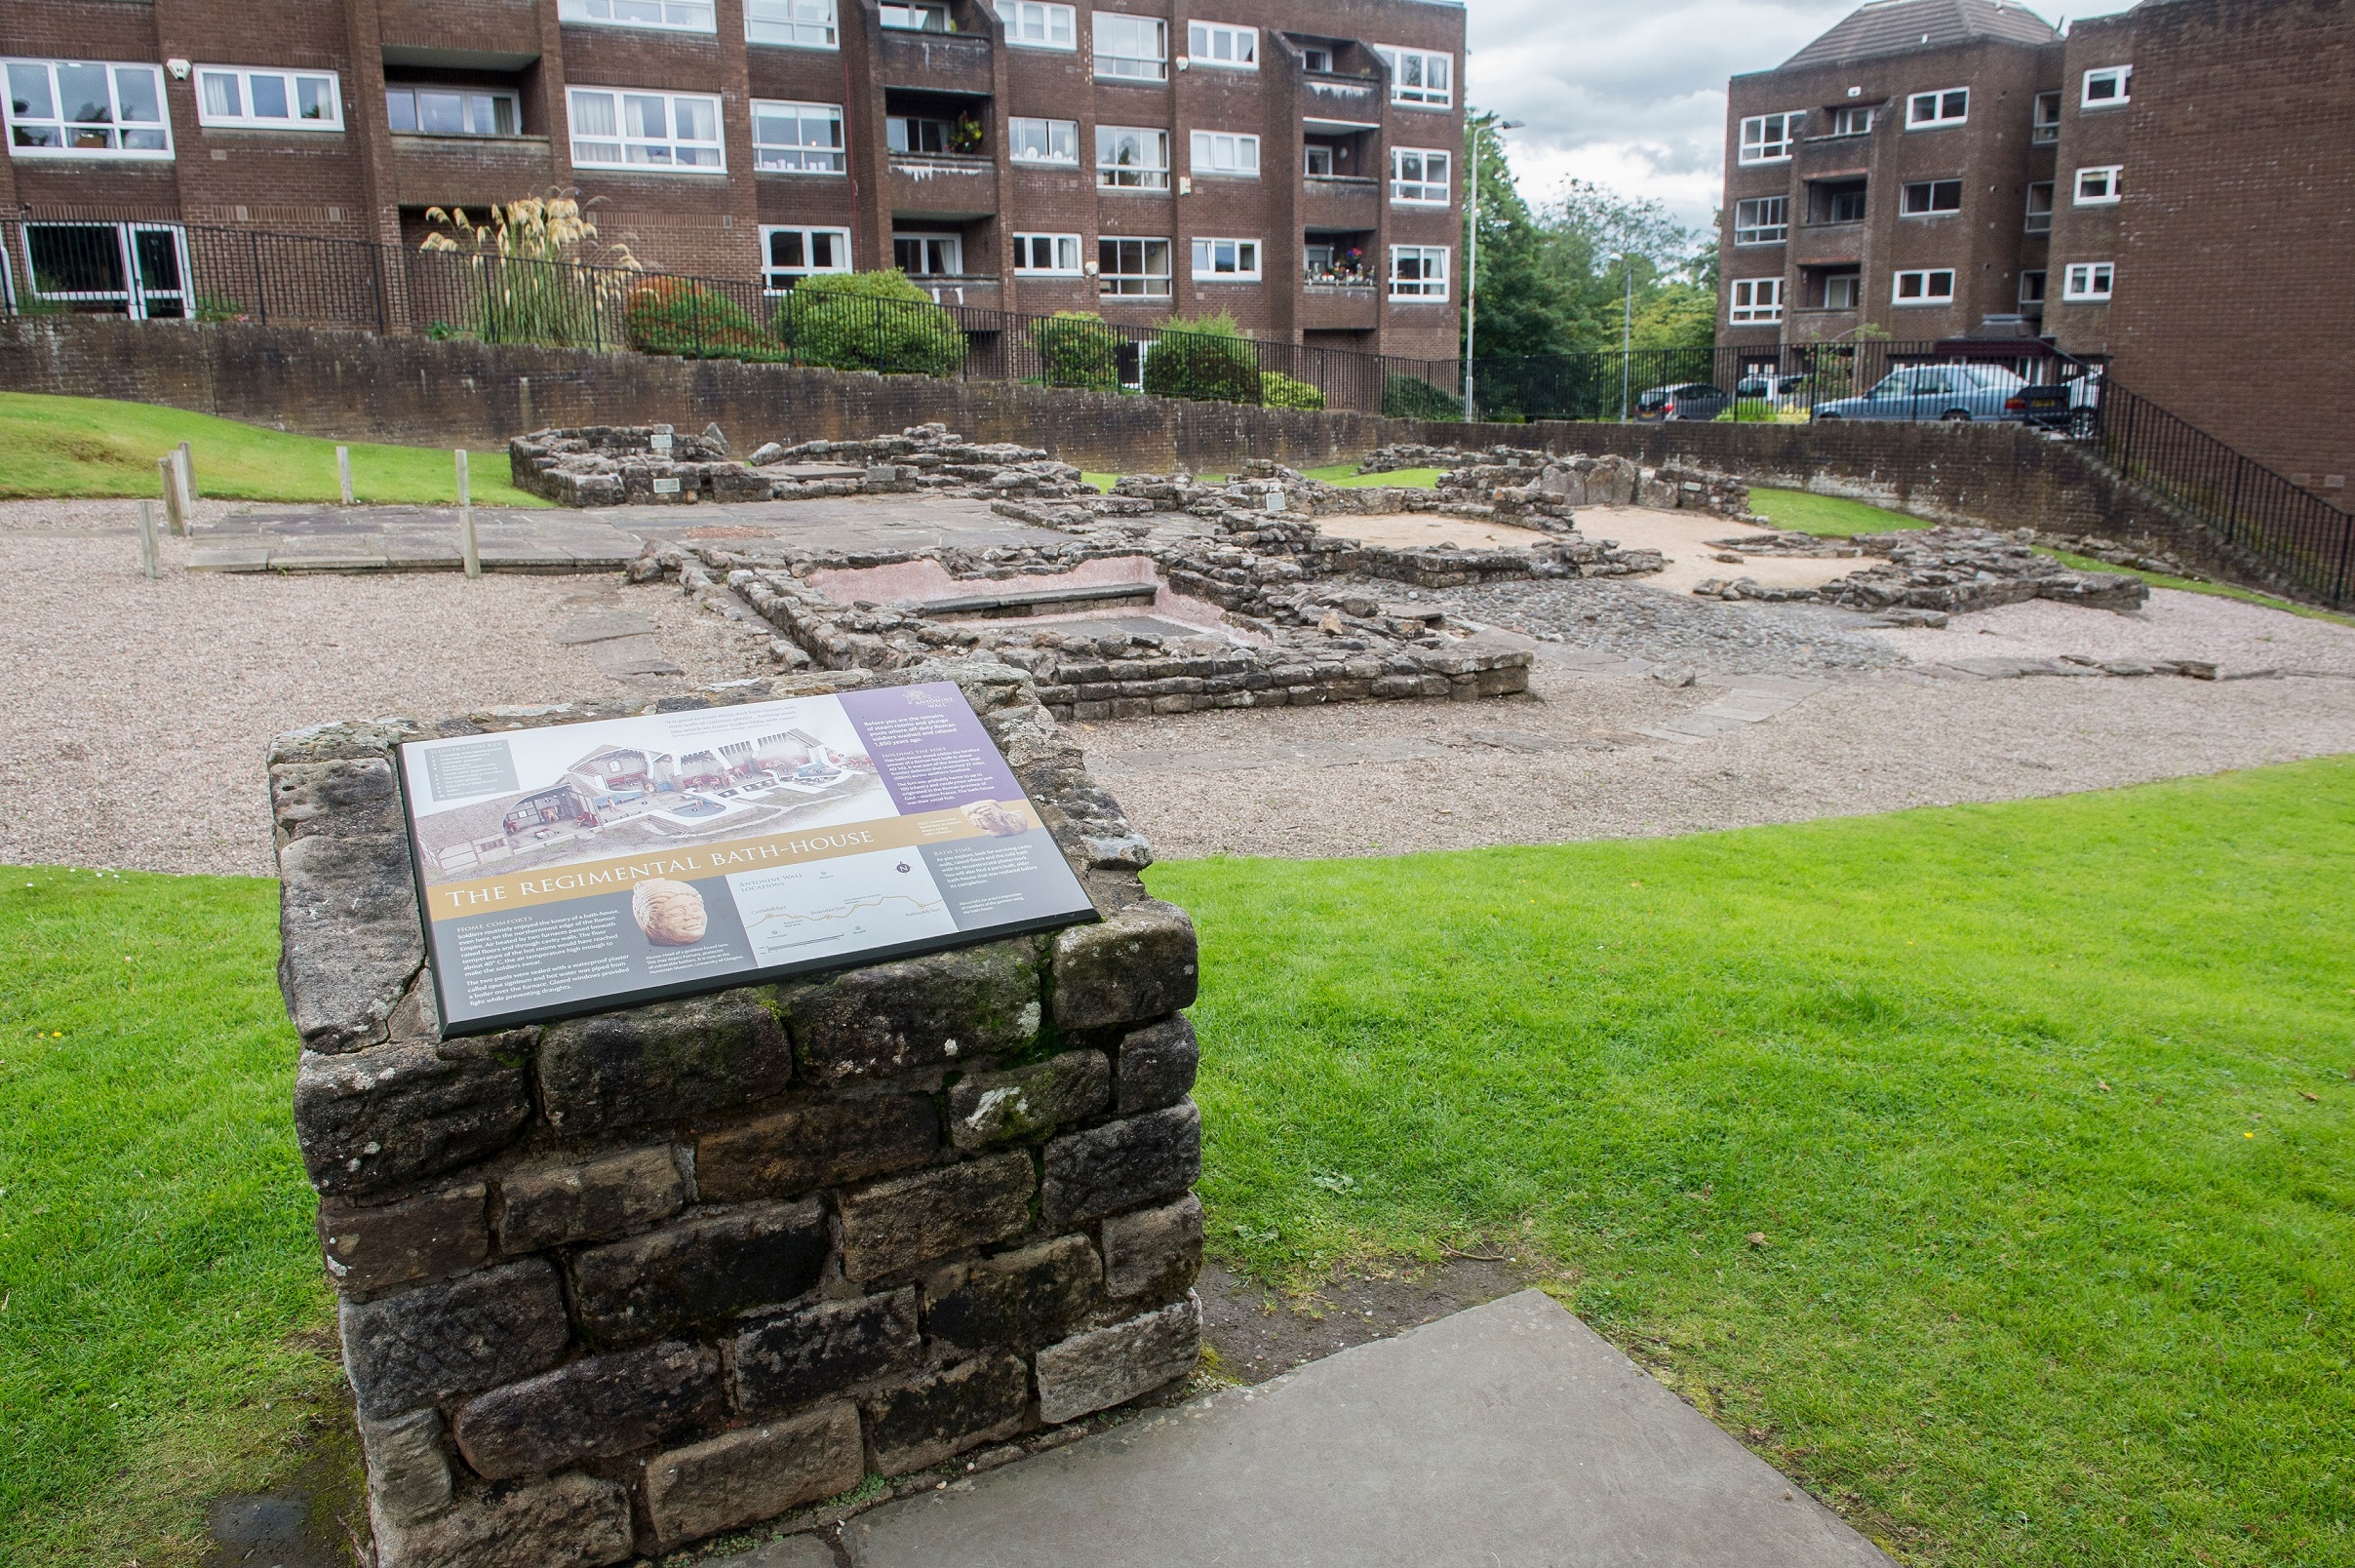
[1794,139,1871,180]
[388,134,556,207]
[1790,223,1864,268]
[379,0,543,68]
[1300,74,1380,138]
[909,274,1001,309]
[1302,176,1378,232]
[885,153,997,220]
[1299,281,1379,332]
[876,28,993,94]
[1786,305,1863,343]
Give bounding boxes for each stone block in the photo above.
[369,1470,634,1568]
[946,1050,1111,1152]
[1050,901,1198,1032]
[358,1408,451,1527]
[339,1260,571,1418]
[294,1036,531,1199]
[1101,1194,1204,1300]
[1034,1292,1202,1424]
[922,1234,1100,1351]
[537,989,792,1135]
[731,1288,921,1415]
[271,757,405,839]
[1040,1101,1201,1229]
[861,1352,1032,1475]
[318,1183,489,1296]
[495,1146,687,1253]
[277,829,426,1051]
[696,1094,941,1203]
[1114,1017,1197,1114]
[790,941,1041,1083]
[570,1198,829,1346]
[836,1152,1036,1283]
[643,1402,864,1549]
[453,1340,724,1480]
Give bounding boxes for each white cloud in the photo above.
[1467,0,2139,233]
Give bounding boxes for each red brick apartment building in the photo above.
[1715,0,2352,498]
[0,0,1466,356]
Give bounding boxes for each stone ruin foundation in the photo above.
[276,662,1205,1567]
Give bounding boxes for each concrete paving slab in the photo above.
[830,1291,1890,1568]
[186,545,273,572]
[267,547,389,572]
[552,612,660,645]
[586,634,685,677]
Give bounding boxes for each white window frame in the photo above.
[1737,111,1801,163]
[995,1,1077,49]
[388,86,519,137]
[1892,268,1956,305]
[1190,237,1260,281]
[1733,195,1787,245]
[2073,165,2122,206]
[1009,116,1079,165]
[893,231,964,276]
[1729,277,1783,324]
[2081,65,2131,108]
[880,2,951,31]
[1013,232,1083,274]
[1186,21,1256,68]
[1390,146,1449,204]
[559,0,717,34]
[1389,244,1448,300]
[1092,13,1168,81]
[2031,91,2061,143]
[1829,104,1873,136]
[1374,46,1452,107]
[1905,88,1969,129]
[1096,124,1169,189]
[759,224,852,290]
[1098,236,1172,297]
[746,0,839,49]
[1190,129,1259,177]
[2,59,174,160]
[1823,272,1861,310]
[567,86,726,173]
[194,65,343,131]
[751,99,844,173]
[2062,261,2113,301]
[21,219,190,316]
[1900,178,1962,216]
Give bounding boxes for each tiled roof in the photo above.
[1783,0,2060,67]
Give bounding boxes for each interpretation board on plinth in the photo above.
[396,682,1099,1036]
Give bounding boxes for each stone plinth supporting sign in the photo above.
[274,661,1204,1567]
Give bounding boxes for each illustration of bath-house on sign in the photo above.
[559,746,679,819]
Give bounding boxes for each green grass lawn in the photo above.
[1302,464,1447,489]
[6,763,2352,1565]
[0,392,546,507]
[1747,486,1926,537]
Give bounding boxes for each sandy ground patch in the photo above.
[1569,506,1869,596]
[1869,587,2355,674]
[1316,513,1557,551]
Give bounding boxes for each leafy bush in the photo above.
[192,294,249,323]
[1141,313,1263,405]
[1383,373,1462,421]
[624,279,780,361]
[772,270,966,378]
[1260,372,1327,412]
[1031,312,1122,391]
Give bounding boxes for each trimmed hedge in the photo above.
[624,279,780,361]
[1261,372,1327,411]
[1141,314,1263,405]
[1031,312,1122,392]
[772,270,966,378]
[1383,372,1462,421]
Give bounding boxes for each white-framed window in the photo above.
[559,0,717,33]
[568,86,725,172]
[880,2,951,30]
[1374,46,1451,106]
[1098,236,1171,296]
[2082,65,2131,108]
[1738,111,1801,163]
[1190,237,1259,280]
[2062,261,2113,301]
[1829,104,1873,136]
[1389,244,1448,299]
[1729,277,1783,324]
[2074,165,2123,205]
[1390,146,1449,204]
[760,225,851,289]
[995,0,1076,48]
[1190,129,1258,176]
[1186,21,1256,67]
[1093,14,1167,81]
[1906,88,1968,128]
[752,100,844,173]
[1733,195,1787,245]
[894,232,963,275]
[1013,232,1083,273]
[887,114,962,154]
[1900,178,1962,216]
[1893,268,1956,304]
[2019,269,2047,306]
[746,0,839,48]
[1823,272,1861,309]
[21,220,189,316]
[3,59,172,158]
[388,86,518,137]
[1304,142,1334,176]
[194,66,342,131]
[2024,180,2054,232]
[1009,116,1079,164]
[1096,124,1169,188]
[2032,91,2061,143]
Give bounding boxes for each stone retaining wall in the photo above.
[274,663,1205,1567]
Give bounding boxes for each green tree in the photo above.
[1462,114,1578,360]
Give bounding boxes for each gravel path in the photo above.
[1867,589,2355,675]
[1425,576,1904,677]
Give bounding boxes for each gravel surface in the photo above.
[1425,576,1905,677]
[1867,588,2355,674]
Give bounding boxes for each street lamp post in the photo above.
[1463,115,1524,423]
[1619,253,1635,422]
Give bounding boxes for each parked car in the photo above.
[1735,372,1810,400]
[1811,364,2030,422]
[1632,383,1733,421]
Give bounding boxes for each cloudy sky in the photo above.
[1464,0,2139,234]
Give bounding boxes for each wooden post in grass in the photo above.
[177,440,197,499]
[137,500,162,579]
[336,446,354,506]
[457,450,480,578]
[157,455,186,536]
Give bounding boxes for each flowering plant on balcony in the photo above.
[1303,248,1373,288]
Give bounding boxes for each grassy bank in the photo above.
[1746,486,1922,537]
[0,392,545,507]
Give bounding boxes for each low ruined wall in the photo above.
[275,663,1206,1566]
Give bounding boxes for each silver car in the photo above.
[1812,364,2029,422]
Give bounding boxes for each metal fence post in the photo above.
[457,450,480,578]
